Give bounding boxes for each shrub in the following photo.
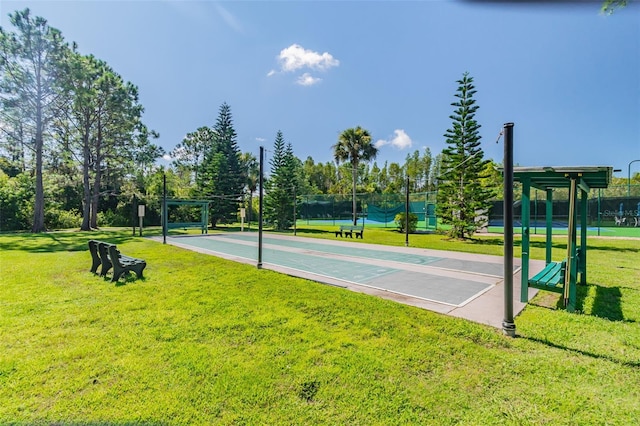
[394,212,418,233]
[45,208,81,230]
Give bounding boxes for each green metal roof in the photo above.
[512,166,613,191]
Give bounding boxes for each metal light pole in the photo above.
[293,185,297,236]
[405,176,410,247]
[502,122,516,337]
[628,159,640,198]
[258,146,264,269]
[162,172,167,244]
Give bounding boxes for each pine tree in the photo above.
[0,9,68,232]
[265,131,298,230]
[197,102,243,227]
[436,72,493,239]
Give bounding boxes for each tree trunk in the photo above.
[90,120,103,229]
[32,131,46,232]
[90,154,102,228]
[31,97,45,233]
[80,121,92,231]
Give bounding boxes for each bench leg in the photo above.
[130,262,146,279]
[111,263,126,282]
[90,257,101,274]
[111,261,146,282]
[100,262,112,277]
[355,232,363,239]
[345,231,353,238]
[335,231,342,237]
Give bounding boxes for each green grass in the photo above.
[1,228,639,424]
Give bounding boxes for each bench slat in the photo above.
[529,261,565,289]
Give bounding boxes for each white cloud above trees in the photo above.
[375,129,413,150]
[268,43,339,86]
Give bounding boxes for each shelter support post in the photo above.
[545,189,553,265]
[565,177,578,311]
[580,187,587,285]
[520,177,530,303]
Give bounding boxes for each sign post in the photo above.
[240,208,246,232]
[138,205,145,237]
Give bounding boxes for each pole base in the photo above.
[257,263,263,269]
[502,321,516,337]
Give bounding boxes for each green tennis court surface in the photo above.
[162,232,521,309]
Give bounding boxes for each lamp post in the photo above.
[629,159,640,198]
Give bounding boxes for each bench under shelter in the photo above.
[515,166,612,312]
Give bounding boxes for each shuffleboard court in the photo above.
[156,232,536,328]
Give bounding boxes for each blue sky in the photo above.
[2,1,639,177]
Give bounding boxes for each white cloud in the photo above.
[268,44,338,85]
[374,139,388,149]
[162,154,172,161]
[278,44,339,72]
[375,129,413,150]
[255,137,266,142]
[296,73,322,86]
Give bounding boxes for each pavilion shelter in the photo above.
[514,166,612,312]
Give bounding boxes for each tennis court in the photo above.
[157,232,541,328]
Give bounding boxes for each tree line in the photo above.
[0,9,500,239]
[0,9,162,232]
[3,6,633,238]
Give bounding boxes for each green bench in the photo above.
[89,240,146,282]
[528,249,582,293]
[529,260,566,292]
[335,225,364,239]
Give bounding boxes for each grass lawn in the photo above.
[1,227,639,424]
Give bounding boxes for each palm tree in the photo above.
[332,126,378,225]
[240,152,259,226]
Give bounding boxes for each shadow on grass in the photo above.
[533,283,634,324]
[521,335,640,368]
[469,237,568,251]
[113,275,145,287]
[0,230,148,253]
[268,227,334,235]
[577,283,637,323]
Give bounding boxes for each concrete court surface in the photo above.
[155,232,543,330]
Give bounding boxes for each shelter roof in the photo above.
[512,166,612,191]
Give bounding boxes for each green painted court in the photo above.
[156,232,537,327]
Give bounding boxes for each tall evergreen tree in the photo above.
[436,72,492,239]
[265,131,297,230]
[197,102,243,228]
